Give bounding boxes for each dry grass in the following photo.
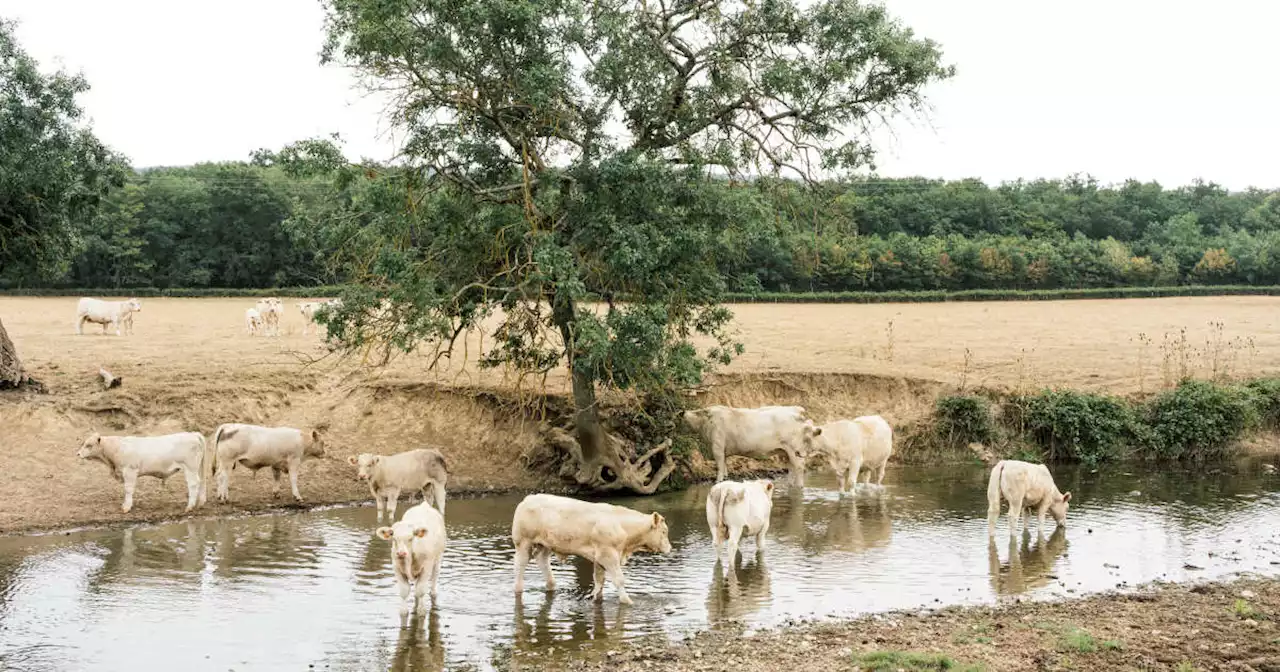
[2,295,1279,533]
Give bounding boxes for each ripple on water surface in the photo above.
[0,461,1278,670]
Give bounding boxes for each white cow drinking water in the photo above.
[76,297,142,336]
[348,448,449,520]
[706,479,775,567]
[211,423,325,503]
[812,415,894,494]
[986,459,1072,538]
[77,432,207,513]
[682,405,823,485]
[376,500,447,615]
[511,493,672,605]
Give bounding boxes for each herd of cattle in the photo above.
[75,403,1072,614]
[72,295,339,338]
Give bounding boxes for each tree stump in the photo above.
[0,317,23,389]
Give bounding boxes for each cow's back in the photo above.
[402,502,447,554]
[715,406,806,456]
[512,494,629,553]
[376,449,447,489]
[854,415,893,466]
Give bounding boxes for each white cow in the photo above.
[245,308,264,336]
[511,493,672,605]
[297,301,324,335]
[706,479,775,566]
[76,297,142,336]
[348,448,449,520]
[254,298,283,337]
[76,432,207,513]
[376,500,447,615]
[682,405,824,485]
[987,459,1072,538]
[812,415,894,494]
[211,423,325,503]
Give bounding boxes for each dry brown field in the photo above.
[2,294,1279,533]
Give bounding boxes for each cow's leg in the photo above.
[372,484,385,519]
[602,552,631,605]
[385,488,401,521]
[835,468,846,494]
[788,451,806,487]
[513,540,532,594]
[875,462,887,489]
[592,563,605,600]
[1006,493,1025,539]
[395,570,411,615]
[726,524,743,569]
[1036,503,1048,537]
[713,439,728,482]
[536,547,555,590]
[287,458,303,502]
[432,483,446,515]
[849,454,864,495]
[121,468,138,513]
[182,466,201,512]
[413,564,431,614]
[710,520,723,562]
[270,468,283,499]
[216,463,231,503]
[987,492,1001,538]
[430,554,442,599]
[755,517,770,553]
[76,316,85,335]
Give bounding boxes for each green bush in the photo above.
[935,394,995,446]
[1243,377,1280,429]
[1016,389,1136,465]
[1144,380,1257,460]
[721,285,1280,304]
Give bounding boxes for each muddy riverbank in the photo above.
[532,577,1280,672]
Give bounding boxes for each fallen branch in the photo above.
[98,367,122,389]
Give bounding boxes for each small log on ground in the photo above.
[98,367,122,389]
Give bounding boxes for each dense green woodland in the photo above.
[8,165,1280,293]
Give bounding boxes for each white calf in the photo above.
[377,501,447,615]
[245,308,264,335]
[212,423,325,503]
[682,405,823,485]
[706,479,775,566]
[348,448,449,520]
[77,432,207,513]
[812,415,894,494]
[254,298,283,337]
[76,297,142,336]
[987,460,1072,538]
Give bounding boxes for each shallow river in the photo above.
[1,462,1279,671]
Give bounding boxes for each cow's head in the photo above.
[794,421,823,459]
[680,409,708,432]
[640,512,672,554]
[347,453,380,481]
[376,520,428,559]
[1050,491,1072,526]
[77,434,104,460]
[126,298,142,312]
[304,429,326,458]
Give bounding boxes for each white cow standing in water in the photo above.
[811,415,894,494]
[76,297,142,336]
[76,432,207,513]
[706,479,775,567]
[681,405,824,485]
[987,459,1072,538]
[377,500,447,615]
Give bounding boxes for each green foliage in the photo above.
[1144,380,1257,460]
[0,19,127,280]
[1242,378,1280,428]
[1015,389,1136,465]
[935,395,994,446]
[1230,599,1269,620]
[1057,627,1098,653]
[852,651,985,672]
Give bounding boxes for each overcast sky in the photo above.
[6,0,1278,188]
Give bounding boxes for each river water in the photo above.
[1,462,1278,671]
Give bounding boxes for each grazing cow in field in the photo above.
[76,432,207,513]
[987,459,1072,538]
[682,405,824,485]
[76,298,142,336]
[211,423,325,503]
[706,479,775,567]
[348,448,449,519]
[812,415,894,494]
[254,298,283,337]
[245,308,264,336]
[511,493,672,605]
[376,501,447,615]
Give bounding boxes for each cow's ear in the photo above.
[764,481,774,494]
[346,456,358,466]
[311,429,320,442]
[371,455,382,465]
[95,436,102,445]
[375,527,394,540]
[414,527,428,538]
[1061,492,1072,503]
[651,512,662,528]
[812,426,823,437]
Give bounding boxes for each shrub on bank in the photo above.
[1143,380,1257,460]
[934,394,995,447]
[1012,389,1137,466]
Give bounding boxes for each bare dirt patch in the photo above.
[529,577,1280,672]
[2,296,1279,533]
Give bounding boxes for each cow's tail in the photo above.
[987,460,1005,509]
[197,433,209,506]
[211,424,230,475]
[714,484,745,537]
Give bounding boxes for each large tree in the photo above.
[0,19,125,387]
[313,0,952,491]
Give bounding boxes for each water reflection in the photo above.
[0,461,1278,671]
[705,550,772,622]
[987,527,1069,595]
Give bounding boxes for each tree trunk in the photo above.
[0,317,24,389]
[548,290,675,494]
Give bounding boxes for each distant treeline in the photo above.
[6,163,1280,295]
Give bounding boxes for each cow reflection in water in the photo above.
[389,605,444,672]
[705,549,772,623]
[85,520,212,594]
[513,589,626,655]
[987,527,1068,595]
[813,496,893,554]
[211,516,321,579]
